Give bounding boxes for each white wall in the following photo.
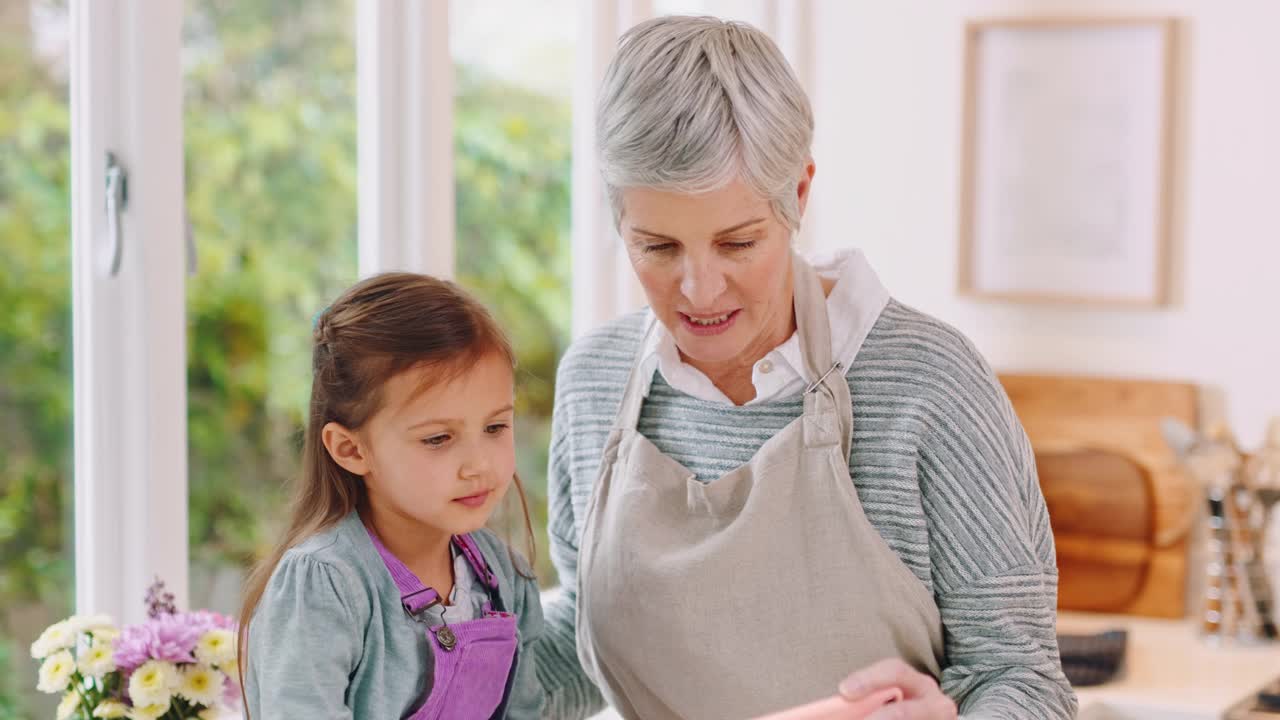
[807,0,1280,447]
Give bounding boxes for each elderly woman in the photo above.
[534,15,1076,720]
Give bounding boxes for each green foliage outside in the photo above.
[0,0,570,715]
[0,3,75,713]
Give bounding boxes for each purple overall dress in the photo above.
[367,526,519,720]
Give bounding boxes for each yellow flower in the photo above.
[31,621,76,659]
[177,665,224,707]
[194,629,236,668]
[127,660,175,709]
[92,699,130,718]
[197,708,222,720]
[37,650,76,694]
[78,640,117,679]
[126,701,170,720]
[57,690,81,720]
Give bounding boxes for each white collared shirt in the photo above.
[636,249,890,406]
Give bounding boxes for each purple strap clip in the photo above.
[364,522,498,617]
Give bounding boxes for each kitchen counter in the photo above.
[1060,611,1280,720]
[586,612,1280,720]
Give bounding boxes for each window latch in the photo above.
[101,151,127,276]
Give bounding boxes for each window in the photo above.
[0,2,72,714]
[3,0,654,662]
[451,0,575,587]
[183,0,358,615]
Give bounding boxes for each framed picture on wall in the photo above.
[958,17,1177,306]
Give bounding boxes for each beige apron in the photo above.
[576,253,945,720]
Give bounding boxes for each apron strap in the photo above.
[614,314,660,432]
[792,252,854,459]
[364,522,497,616]
[791,251,836,378]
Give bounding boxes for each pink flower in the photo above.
[112,610,238,675]
[112,614,204,673]
[185,610,237,633]
[223,672,243,709]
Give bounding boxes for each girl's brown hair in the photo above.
[236,272,535,703]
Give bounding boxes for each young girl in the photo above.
[238,273,544,719]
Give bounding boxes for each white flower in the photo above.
[197,708,222,720]
[93,699,129,718]
[222,655,241,681]
[37,650,77,694]
[127,660,175,709]
[69,614,116,634]
[92,626,121,644]
[78,639,117,678]
[127,701,170,720]
[57,690,81,720]
[31,621,76,659]
[194,629,236,668]
[177,665,224,707]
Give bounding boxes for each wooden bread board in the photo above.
[999,374,1198,618]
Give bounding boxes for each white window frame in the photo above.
[569,0,651,340]
[356,0,454,279]
[70,0,189,622]
[66,0,458,621]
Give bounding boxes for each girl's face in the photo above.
[325,351,517,540]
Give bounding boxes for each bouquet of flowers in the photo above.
[30,579,240,720]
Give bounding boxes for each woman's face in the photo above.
[620,169,812,369]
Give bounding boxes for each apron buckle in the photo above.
[805,361,844,394]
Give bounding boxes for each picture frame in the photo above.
[958,17,1177,306]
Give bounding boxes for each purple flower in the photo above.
[144,577,177,619]
[112,610,239,675]
[114,578,242,678]
[112,614,204,673]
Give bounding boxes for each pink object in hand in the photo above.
[748,688,905,720]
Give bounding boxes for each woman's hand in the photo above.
[838,659,957,720]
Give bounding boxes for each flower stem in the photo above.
[71,673,94,718]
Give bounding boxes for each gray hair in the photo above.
[597,15,814,231]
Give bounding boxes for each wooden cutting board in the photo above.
[999,374,1198,618]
